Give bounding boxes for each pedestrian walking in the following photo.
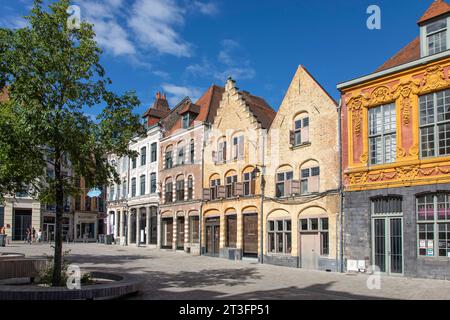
[37,229,42,243]
[26,227,32,244]
[32,227,36,243]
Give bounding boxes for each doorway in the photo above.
[372,217,403,275]
[13,209,32,241]
[205,217,220,256]
[162,218,173,249]
[300,233,320,269]
[176,216,185,250]
[243,213,258,257]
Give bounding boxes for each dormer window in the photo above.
[182,113,192,129]
[426,18,447,55]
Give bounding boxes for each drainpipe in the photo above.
[259,131,266,264]
[199,124,208,254]
[338,98,345,273]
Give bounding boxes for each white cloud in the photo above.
[192,1,218,16]
[128,0,191,57]
[161,83,201,105]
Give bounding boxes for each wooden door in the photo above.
[164,219,173,248]
[177,217,185,250]
[300,233,320,269]
[243,214,258,257]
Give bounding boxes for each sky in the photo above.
[0,0,436,117]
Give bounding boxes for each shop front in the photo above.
[74,212,98,242]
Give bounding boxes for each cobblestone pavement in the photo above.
[2,242,450,300]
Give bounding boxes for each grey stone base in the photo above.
[318,257,338,272]
[220,248,243,260]
[264,255,299,268]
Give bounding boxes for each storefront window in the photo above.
[267,219,291,254]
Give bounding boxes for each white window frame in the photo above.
[420,16,450,58]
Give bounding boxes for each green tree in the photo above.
[0,0,144,286]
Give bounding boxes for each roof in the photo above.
[418,0,450,24]
[375,37,421,72]
[142,92,170,118]
[239,91,276,129]
[162,85,225,136]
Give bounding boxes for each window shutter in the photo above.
[289,130,295,146]
[284,180,292,196]
[291,180,300,195]
[302,126,309,143]
[238,136,244,159]
[308,176,319,193]
[218,185,226,199]
[235,182,244,196]
[223,142,227,161]
[250,179,256,195]
[203,188,211,201]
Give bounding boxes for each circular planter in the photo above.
[0,272,142,300]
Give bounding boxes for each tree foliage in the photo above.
[0,0,145,285]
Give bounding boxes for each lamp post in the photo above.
[252,165,266,264]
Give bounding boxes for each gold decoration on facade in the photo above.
[419,167,436,176]
[348,172,368,185]
[347,95,367,136]
[392,81,419,125]
[419,65,448,93]
[359,152,368,165]
[369,86,392,106]
[409,144,419,156]
[397,146,406,158]
[395,165,419,181]
[437,166,450,174]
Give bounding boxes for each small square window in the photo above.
[310,218,319,231]
[300,219,308,231]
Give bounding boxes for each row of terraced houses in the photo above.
[103,0,450,279]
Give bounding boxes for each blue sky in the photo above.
[0,0,435,116]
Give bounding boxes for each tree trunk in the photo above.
[52,151,64,287]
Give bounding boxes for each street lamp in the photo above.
[252,165,265,264]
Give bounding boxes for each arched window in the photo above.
[209,174,221,200]
[225,170,238,198]
[190,140,195,164]
[164,177,173,204]
[242,166,255,196]
[217,137,227,163]
[300,160,320,194]
[187,176,194,200]
[177,141,185,166]
[165,145,173,169]
[290,113,310,147]
[176,175,185,202]
[232,134,244,160]
[276,166,294,198]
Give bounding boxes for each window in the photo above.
[301,167,320,194]
[150,173,157,194]
[276,171,293,198]
[226,175,237,198]
[369,103,396,165]
[165,181,173,203]
[140,175,145,196]
[243,172,255,196]
[232,136,244,160]
[426,18,447,56]
[75,195,81,210]
[217,140,227,163]
[131,178,136,197]
[165,150,173,169]
[190,140,195,163]
[85,197,91,211]
[151,143,157,162]
[177,146,185,166]
[109,186,114,201]
[122,180,127,198]
[419,89,450,158]
[187,176,193,200]
[226,215,237,248]
[182,113,191,129]
[292,117,310,146]
[176,179,185,202]
[140,147,147,166]
[210,178,220,200]
[122,156,128,171]
[300,217,329,255]
[268,219,291,254]
[417,193,450,257]
[189,216,199,243]
[132,157,137,169]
